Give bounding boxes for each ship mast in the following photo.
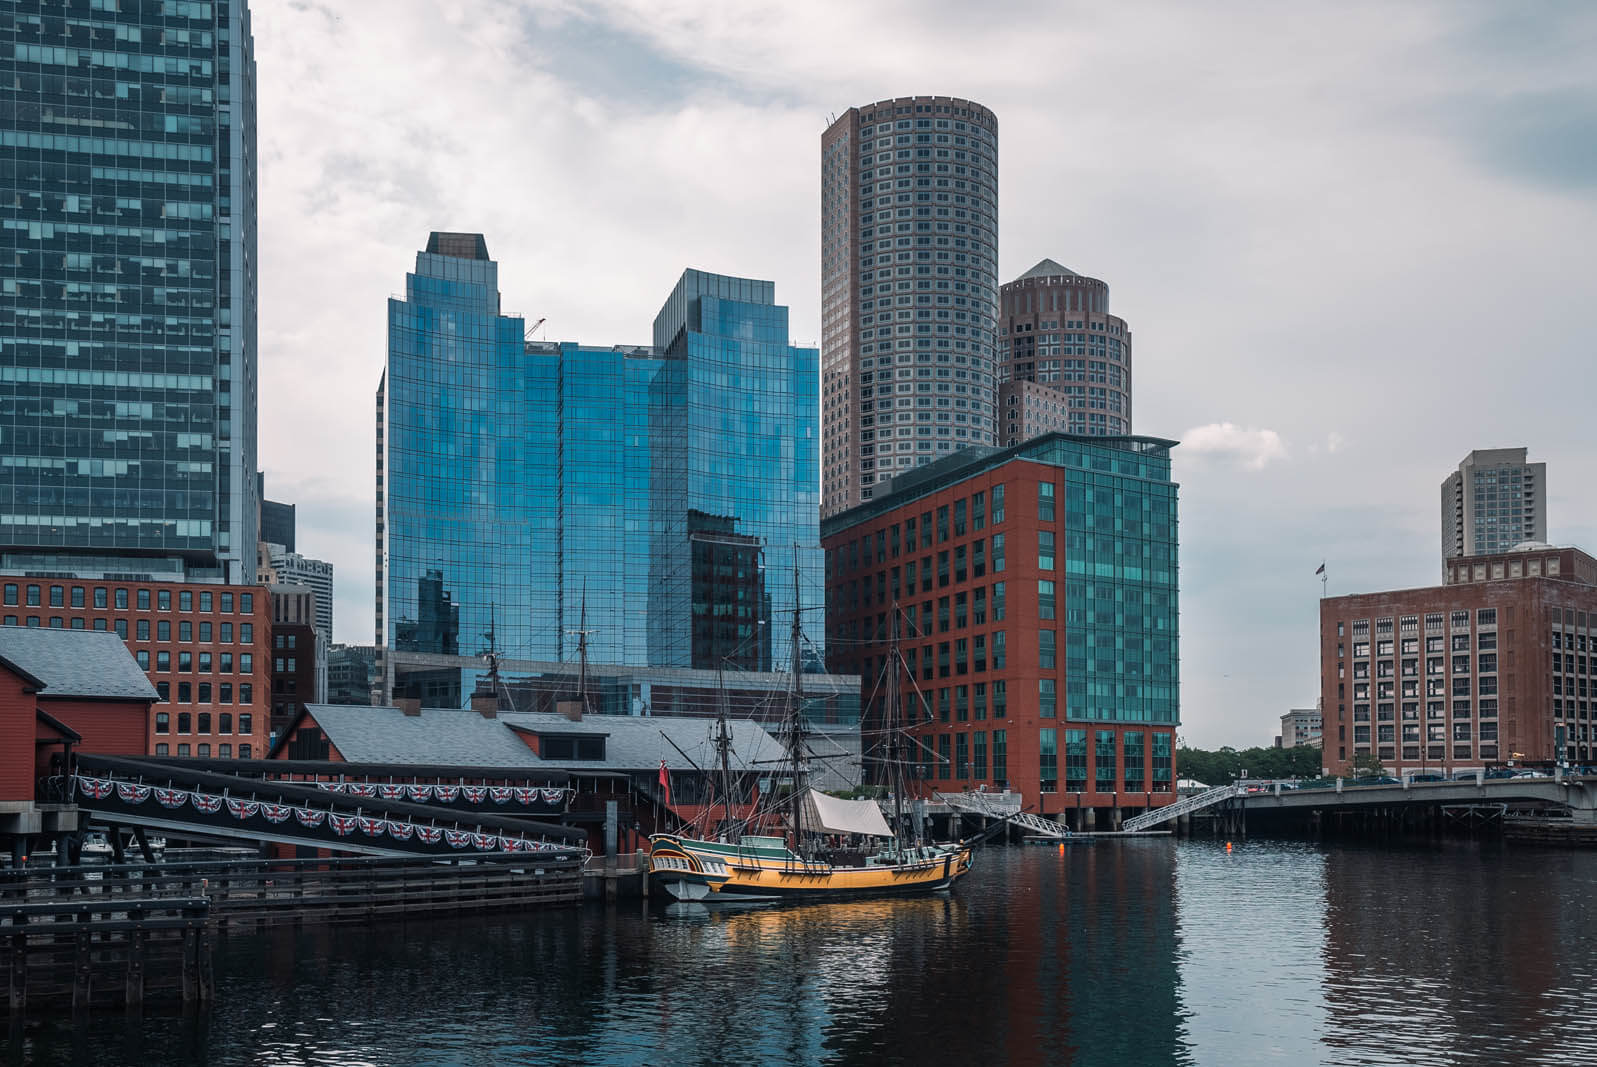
[715,664,735,840]
[788,557,806,858]
[888,603,905,853]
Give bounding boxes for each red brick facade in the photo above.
[0,579,270,759]
[1320,547,1597,776]
[825,456,1177,824]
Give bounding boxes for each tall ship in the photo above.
[649,581,973,902]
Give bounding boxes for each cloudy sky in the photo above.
[253,0,1597,747]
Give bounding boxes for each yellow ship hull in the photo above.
[649,834,972,902]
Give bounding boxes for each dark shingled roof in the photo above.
[294,705,784,773]
[0,627,159,701]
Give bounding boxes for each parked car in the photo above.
[1484,769,1516,780]
[1409,773,1446,783]
[1351,776,1401,786]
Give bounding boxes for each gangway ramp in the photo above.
[939,790,1071,839]
[1122,783,1244,833]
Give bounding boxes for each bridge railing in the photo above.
[1123,783,1244,833]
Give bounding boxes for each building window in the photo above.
[219,713,233,734]
[991,484,1005,524]
[138,589,151,610]
[992,729,1007,786]
[239,744,252,759]
[1038,580,1056,620]
[239,713,253,734]
[1039,629,1056,670]
[155,744,169,756]
[1038,481,1055,522]
[180,591,193,612]
[1095,730,1116,791]
[1124,732,1145,790]
[177,713,192,734]
[1039,678,1056,717]
[155,713,169,734]
[1039,728,1058,792]
[1038,531,1055,570]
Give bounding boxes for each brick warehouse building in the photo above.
[1319,545,1597,776]
[0,578,271,760]
[824,433,1179,827]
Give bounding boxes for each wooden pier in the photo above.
[2,853,583,1012]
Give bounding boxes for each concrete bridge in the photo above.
[1240,773,1597,820]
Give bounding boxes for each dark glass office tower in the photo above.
[0,2,258,583]
[378,236,820,688]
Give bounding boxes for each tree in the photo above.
[1351,752,1385,777]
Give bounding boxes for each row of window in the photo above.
[154,710,253,735]
[153,743,252,759]
[1,582,253,614]
[832,484,1006,572]
[152,680,253,705]
[1339,610,1497,638]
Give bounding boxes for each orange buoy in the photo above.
[1225,841,1233,852]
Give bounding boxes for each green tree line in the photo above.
[1177,744,1328,785]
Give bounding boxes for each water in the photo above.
[11,839,1597,1066]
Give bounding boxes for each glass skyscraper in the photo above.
[0,1,258,583]
[378,235,819,698]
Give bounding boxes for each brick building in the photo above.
[824,432,1180,827]
[0,578,271,760]
[1319,545,1597,776]
[269,584,322,737]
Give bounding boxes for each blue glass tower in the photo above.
[0,1,258,583]
[378,237,820,696]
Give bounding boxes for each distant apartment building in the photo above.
[820,96,1000,516]
[824,432,1180,826]
[1320,545,1597,776]
[1277,706,1322,749]
[377,233,820,702]
[1,577,271,759]
[1440,449,1546,567]
[998,261,1132,444]
[268,584,323,736]
[265,547,332,652]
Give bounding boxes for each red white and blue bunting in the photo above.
[313,780,571,807]
[73,774,570,854]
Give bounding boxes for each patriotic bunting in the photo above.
[433,786,460,803]
[346,783,377,798]
[117,782,151,804]
[444,829,472,849]
[328,813,358,837]
[541,788,567,805]
[387,821,415,841]
[76,776,114,799]
[294,808,326,829]
[226,798,260,819]
[318,781,344,792]
[378,784,406,801]
[406,785,433,802]
[190,792,224,814]
[415,825,443,844]
[471,832,496,850]
[512,787,538,805]
[262,803,292,823]
[155,787,187,810]
[460,786,487,804]
[356,816,385,837]
[489,786,513,805]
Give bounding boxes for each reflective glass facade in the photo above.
[0,2,258,582]
[379,239,820,680]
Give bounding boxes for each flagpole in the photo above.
[1319,561,1327,599]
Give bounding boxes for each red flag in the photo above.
[658,759,671,806]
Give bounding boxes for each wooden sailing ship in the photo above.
[649,574,973,903]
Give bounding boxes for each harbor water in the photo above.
[11,838,1597,1066]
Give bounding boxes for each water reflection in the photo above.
[10,841,1597,1066]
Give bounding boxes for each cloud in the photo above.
[243,0,1597,751]
[1179,423,1289,470]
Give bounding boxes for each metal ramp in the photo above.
[938,791,1069,838]
[1122,783,1243,833]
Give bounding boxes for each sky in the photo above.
[252,0,1597,748]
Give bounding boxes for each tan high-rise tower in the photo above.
[820,96,998,517]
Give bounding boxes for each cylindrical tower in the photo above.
[820,96,999,517]
[997,261,1132,445]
